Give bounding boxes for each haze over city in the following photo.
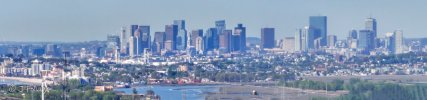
[0,0,426,42]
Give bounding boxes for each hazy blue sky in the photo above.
[0,0,426,42]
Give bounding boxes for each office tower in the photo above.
[295,29,303,51]
[216,20,226,34]
[283,37,295,53]
[365,17,378,48]
[107,35,120,49]
[215,20,225,50]
[131,25,139,37]
[385,32,395,54]
[233,24,246,52]
[190,29,203,47]
[174,20,187,50]
[302,26,316,51]
[120,27,128,54]
[128,36,137,57]
[164,40,173,51]
[165,25,178,50]
[219,30,232,53]
[153,32,165,54]
[45,44,61,57]
[96,47,106,57]
[261,28,275,49]
[358,30,375,51]
[309,16,327,47]
[205,28,218,50]
[348,29,358,39]
[327,35,337,48]
[195,36,204,54]
[365,17,377,38]
[138,26,150,54]
[394,30,404,54]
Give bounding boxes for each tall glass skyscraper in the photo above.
[365,17,377,48]
[261,28,275,49]
[205,28,218,51]
[165,25,178,50]
[233,24,246,52]
[174,20,187,50]
[309,16,327,47]
[358,30,375,53]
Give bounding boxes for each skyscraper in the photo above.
[295,29,303,52]
[219,30,232,53]
[233,24,246,52]
[153,32,165,54]
[128,36,137,57]
[174,20,187,50]
[261,28,275,49]
[216,20,226,34]
[358,30,375,52]
[365,17,377,38]
[348,29,358,39]
[205,28,218,50]
[303,26,316,51]
[138,26,150,53]
[190,29,203,47]
[309,16,327,47]
[165,25,178,50]
[394,30,404,54]
[120,27,128,54]
[327,35,337,48]
[385,32,395,54]
[365,17,378,48]
[195,37,204,54]
[282,37,295,53]
[130,25,139,37]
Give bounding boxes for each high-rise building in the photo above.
[174,20,187,50]
[302,26,316,51]
[365,17,377,38]
[309,16,327,47]
[190,29,203,47]
[219,30,232,53]
[295,29,303,52]
[216,20,226,34]
[327,35,337,48]
[164,40,174,51]
[153,32,165,54]
[365,17,377,48]
[128,36,137,57]
[120,27,128,54]
[348,29,358,39]
[195,36,204,54]
[131,25,139,37]
[232,24,246,52]
[138,26,150,54]
[358,30,375,52]
[394,30,404,54]
[165,25,178,50]
[205,28,218,50]
[385,32,395,54]
[282,37,295,53]
[261,28,275,49]
[107,35,120,49]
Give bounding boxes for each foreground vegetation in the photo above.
[283,78,427,100]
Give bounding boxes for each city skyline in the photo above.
[0,0,426,42]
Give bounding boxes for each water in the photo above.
[114,85,220,100]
